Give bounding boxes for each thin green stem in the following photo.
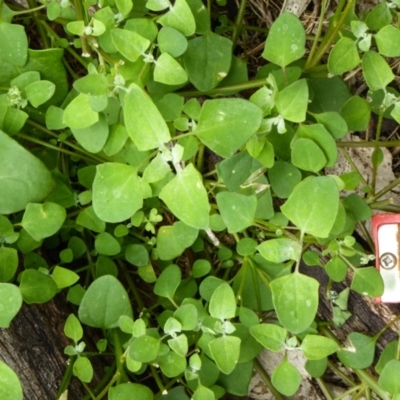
[254,359,284,400]
[56,356,76,399]
[356,222,374,252]
[82,381,96,400]
[232,0,247,48]
[94,372,120,400]
[316,378,333,400]
[354,370,390,400]
[373,314,400,341]
[81,362,116,399]
[333,384,362,400]
[118,260,145,311]
[150,365,166,393]
[327,361,357,387]
[337,140,400,148]
[370,175,400,202]
[306,0,356,69]
[370,198,394,209]
[305,0,327,68]
[248,257,263,316]
[178,78,268,97]
[112,329,129,383]
[371,108,384,194]
[27,0,50,48]
[14,133,99,164]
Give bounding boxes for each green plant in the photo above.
[2,0,400,399]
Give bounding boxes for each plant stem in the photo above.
[112,329,129,383]
[27,0,50,48]
[315,378,333,400]
[15,133,99,164]
[178,78,269,97]
[56,356,76,399]
[232,0,247,48]
[306,0,356,69]
[337,140,400,148]
[370,175,400,202]
[254,358,284,400]
[371,108,384,194]
[354,369,390,400]
[118,260,145,311]
[306,0,327,68]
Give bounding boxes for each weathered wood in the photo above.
[0,294,108,400]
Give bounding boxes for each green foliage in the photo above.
[1,0,399,398]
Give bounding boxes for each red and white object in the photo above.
[372,214,400,303]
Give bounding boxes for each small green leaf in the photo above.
[325,256,348,282]
[25,80,55,107]
[154,264,182,300]
[156,226,185,260]
[21,202,66,242]
[295,124,337,167]
[158,27,188,57]
[262,12,306,68]
[275,79,308,123]
[300,335,338,360]
[0,23,28,66]
[125,244,149,267]
[291,138,327,172]
[0,283,22,328]
[95,232,121,256]
[63,93,99,129]
[351,267,384,297]
[342,194,372,222]
[376,341,397,374]
[0,131,54,214]
[73,357,93,383]
[77,206,105,233]
[183,32,232,91]
[340,95,371,131]
[19,269,58,304]
[158,0,196,37]
[306,358,328,379]
[375,25,400,57]
[313,112,348,139]
[328,37,360,76]
[0,247,18,282]
[109,383,154,400]
[168,334,188,357]
[159,351,187,377]
[78,275,133,329]
[249,324,287,352]
[51,266,79,289]
[159,164,210,229]
[271,359,301,396]
[379,360,400,395]
[0,361,23,400]
[365,2,392,30]
[111,28,150,62]
[124,83,170,151]
[362,51,394,92]
[216,192,257,233]
[337,332,375,369]
[154,53,188,85]
[209,283,236,320]
[73,74,109,96]
[195,99,262,157]
[208,335,241,374]
[281,176,339,237]
[92,163,143,223]
[268,161,301,199]
[130,335,160,363]
[192,386,215,400]
[271,272,319,334]
[174,304,198,330]
[257,238,302,263]
[64,314,83,343]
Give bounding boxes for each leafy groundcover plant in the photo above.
[2,0,400,398]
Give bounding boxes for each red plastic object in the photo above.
[372,214,400,303]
